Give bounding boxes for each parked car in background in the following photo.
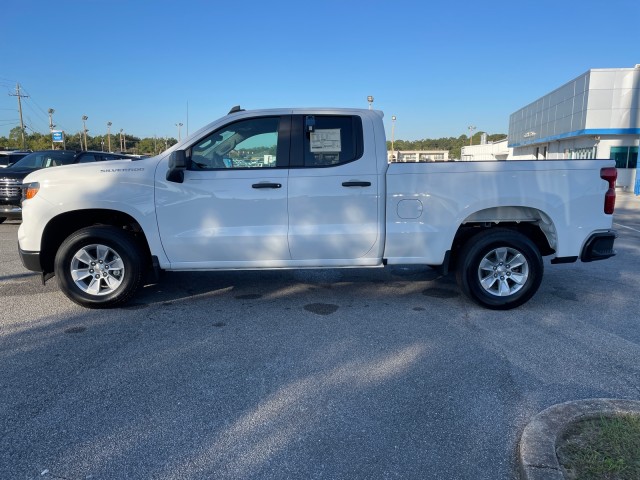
[0,150,31,168]
[0,150,133,223]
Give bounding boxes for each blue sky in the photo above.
[1,0,638,142]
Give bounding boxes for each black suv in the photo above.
[0,150,133,223]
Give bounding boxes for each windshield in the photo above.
[10,151,77,169]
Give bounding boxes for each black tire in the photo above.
[455,228,543,310]
[0,217,6,224]
[54,226,144,308]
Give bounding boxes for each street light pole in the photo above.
[119,129,123,152]
[367,95,374,110]
[391,115,396,161]
[82,115,89,150]
[107,122,112,152]
[468,125,476,146]
[48,108,55,149]
[176,122,183,141]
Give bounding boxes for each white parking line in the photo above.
[614,222,640,233]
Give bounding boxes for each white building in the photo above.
[461,137,511,161]
[388,150,449,162]
[508,66,640,188]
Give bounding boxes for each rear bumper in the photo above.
[19,245,43,272]
[581,230,617,262]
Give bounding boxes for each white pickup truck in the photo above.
[18,107,618,309]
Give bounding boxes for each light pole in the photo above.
[176,122,183,141]
[107,122,112,152]
[468,125,476,146]
[367,95,374,110]
[82,115,89,150]
[391,115,397,161]
[48,108,55,149]
[119,129,124,152]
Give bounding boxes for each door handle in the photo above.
[342,181,371,187]
[252,182,282,189]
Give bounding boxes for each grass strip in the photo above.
[557,414,640,479]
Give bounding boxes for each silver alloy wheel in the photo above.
[70,243,125,296]
[477,246,529,297]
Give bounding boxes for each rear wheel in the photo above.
[456,228,543,310]
[54,226,144,308]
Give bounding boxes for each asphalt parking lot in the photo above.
[1,192,639,480]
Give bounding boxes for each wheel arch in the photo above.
[450,206,557,265]
[40,209,152,276]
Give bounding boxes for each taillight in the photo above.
[600,167,617,214]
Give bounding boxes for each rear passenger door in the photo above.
[287,114,380,262]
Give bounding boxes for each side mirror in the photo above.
[166,150,186,183]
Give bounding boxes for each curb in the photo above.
[518,398,640,480]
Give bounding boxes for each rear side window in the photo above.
[102,154,129,161]
[77,154,98,163]
[303,115,363,167]
[12,151,76,168]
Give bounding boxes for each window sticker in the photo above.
[310,129,342,153]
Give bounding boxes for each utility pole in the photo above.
[123,130,127,153]
[9,83,28,149]
[176,122,183,141]
[48,108,56,149]
[107,122,112,152]
[119,129,123,151]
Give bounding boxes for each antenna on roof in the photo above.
[228,105,244,114]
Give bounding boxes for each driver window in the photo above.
[190,117,279,170]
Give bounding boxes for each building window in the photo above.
[610,146,638,169]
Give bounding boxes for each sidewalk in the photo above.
[616,188,640,209]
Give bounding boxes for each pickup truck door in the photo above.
[287,114,380,262]
[155,116,291,266]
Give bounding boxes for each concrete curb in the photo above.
[518,398,640,480]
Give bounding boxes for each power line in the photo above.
[23,101,49,132]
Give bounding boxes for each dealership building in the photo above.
[508,66,639,188]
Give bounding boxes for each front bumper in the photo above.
[19,245,43,272]
[0,205,22,220]
[581,230,617,262]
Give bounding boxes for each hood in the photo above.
[22,157,151,185]
[0,167,38,180]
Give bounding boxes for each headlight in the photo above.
[23,182,40,201]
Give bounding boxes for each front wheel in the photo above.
[455,229,543,310]
[54,226,144,308]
